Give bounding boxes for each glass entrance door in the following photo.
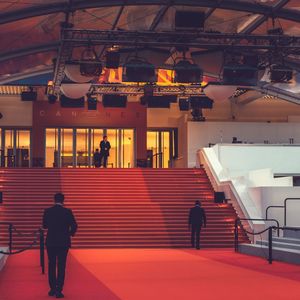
[147,129,176,168]
[0,129,31,167]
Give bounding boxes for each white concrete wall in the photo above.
[201,144,300,232]
[188,121,300,167]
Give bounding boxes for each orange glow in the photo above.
[98,67,212,86]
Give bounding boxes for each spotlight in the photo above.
[106,48,120,69]
[48,94,57,104]
[222,63,257,86]
[80,46,102,77]
[87,95,98,110]
[174,60,203,83]
[191,108,205,122]
[123,58,156,82]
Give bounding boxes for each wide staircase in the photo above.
[0,168,247,249]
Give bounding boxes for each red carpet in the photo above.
[0,249,300,300]
[0,168,248,249]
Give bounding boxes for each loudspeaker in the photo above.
[223,65,258,86]
[102,95,127,107]
[214,192,226,203]
[174,60,203,83]
[48,94,57,104]
[179,98,190,111]
[175,11,205,29]
[60,95,85,108]
[270,65,293,82]
[87,96,97,110]
[0,192,2,204]
[190,96,213,109]
[106,51,120,69]
[21,91,37,101]
[147,96,173,108]
[123,60,157,82]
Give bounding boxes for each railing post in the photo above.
[268,227,273,264]
[234,219,239,252]
[39,228,45,274]
[8,224,13,254]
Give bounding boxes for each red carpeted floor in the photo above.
[0,249,300,300]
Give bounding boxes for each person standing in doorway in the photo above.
[188,200,206,250]
[42,193,78,298]
[93,148,101,168]
[99,135,111,168]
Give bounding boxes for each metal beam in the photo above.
[240,0,290,34]
[149,5,170,31]
[0,66,53,85]
[61,29,300,52]
[0,42,60,62]
[0,0,300,25]
[255,82,300,105]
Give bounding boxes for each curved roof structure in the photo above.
[0,0,300,103]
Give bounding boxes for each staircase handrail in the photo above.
[235,220,300,264]
[265,198,300,226]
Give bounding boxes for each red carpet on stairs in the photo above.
[0,168,247,249]
[1,249,300,300]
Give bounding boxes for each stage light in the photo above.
[106,48,120,69]
[191,108,205,122]
[123,58,156,82]
[48,94,57,104]
[270,64,293,83]
[87,95,98,110]
[21,87,37,101]
[174,60,203,83]
[80,46,102,77]
[222,63,257,86]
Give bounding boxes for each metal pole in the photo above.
[234,219,239,252]
[8,224,13,254]
[268,227,273,264]
[39,229,45,274]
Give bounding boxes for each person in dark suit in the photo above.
[93,148,101,168]
[99,135,111,168]
[42,193,77,298]
[188,200,206,249]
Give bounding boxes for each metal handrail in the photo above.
[284,198,300,226]
[265,205,284,220]
[234,218,280,253]
[235,220,300,264]
[265,198,300,227]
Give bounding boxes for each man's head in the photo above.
[95,148,99,152]
[195,200,201,206]
[54,193,64,204]
[103,135,107,141]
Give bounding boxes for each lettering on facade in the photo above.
[55,111,61,117]
[39,110,45,117]
[71,111,77,117]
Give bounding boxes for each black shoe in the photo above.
[48,290,56,296]
[56,292,64,298]
[196,247,200,250]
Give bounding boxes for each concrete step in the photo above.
[239,243,300,265]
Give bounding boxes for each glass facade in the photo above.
[45,128,135,168]
[0,128,31,167]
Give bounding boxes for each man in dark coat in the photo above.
[93,148,101,168]
[42,193,77,298]
[99,135,111,168]
[188,200,207,249]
